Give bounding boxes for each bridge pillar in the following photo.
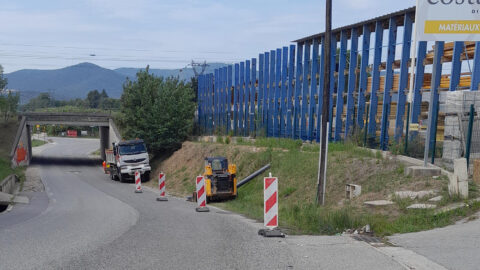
[100,126,109,161]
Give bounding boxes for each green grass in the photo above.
[210,139,480,236]
[0,157,26,190]
[31,139,47,147]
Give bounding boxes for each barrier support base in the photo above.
[156,197,168,201]
[258,228,285,238]
[196,207,210,212]
[135,190,143,193]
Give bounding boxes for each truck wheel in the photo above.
[110,171,114,180]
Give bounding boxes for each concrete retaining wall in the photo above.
[10,117,31,168]
[0,175,18,194]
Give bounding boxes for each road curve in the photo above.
[0,137,405,270]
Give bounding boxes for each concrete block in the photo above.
[442,140,463,160]
[345,184,362,199]
[474,159,480,185]
[458,180,469,199]
[407,204,437,209]
[404,166,441,177]
[454,158,469,182]
[364,200,394,207]
[435,202,467,214]
[428,196,443,202]
[448,174,459,196]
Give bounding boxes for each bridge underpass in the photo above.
[10,112,122,167]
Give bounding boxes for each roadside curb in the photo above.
[374,245,448,270]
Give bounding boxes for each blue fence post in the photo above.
[219,68,224,130]
[367,21,384,140]
[301,41,311,140]
[245,60,251,136]
[449,42,463,91]
[287,45,296,138]
[334,30,348,141]
[223,66,228,131]
[198,74,203,132]
[204,73,209,132]
[429,41,444,151]
[250,58,257,135]
[345,27,359,139]
[394,13,413,142]
[269,50,276,137]
[239,62,245,135]
[328,34,337,141]
[227,66,233,134]
[470,42,480,91]
[274,49,281,137]
[281,47,288,137]
[294,43,303,139]
[316,37,325,143]
[356,24,371,129]
[411,41,427,126]
[234,64,239,135]
[263,52,270,134]
[214,69,219,133]
[309,39,319,141]
[380,17,398,150]
[258,54,265,133]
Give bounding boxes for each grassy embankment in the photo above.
[0,120,26,186]
[150,138,480,236]
[31,139,47,147]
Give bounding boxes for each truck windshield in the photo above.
[119,143,147,155]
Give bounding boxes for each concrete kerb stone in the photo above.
[404,166,442,177]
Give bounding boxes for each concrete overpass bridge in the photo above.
[10,112,122,167]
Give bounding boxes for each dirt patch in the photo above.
[146,141,265,196]
[23,166,44,192]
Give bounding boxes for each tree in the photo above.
[86,89,101,108]
[120,67,195,154]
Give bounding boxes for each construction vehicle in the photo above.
[203,157,237,201]
[105,139,151,183]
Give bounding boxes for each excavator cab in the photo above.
[204,157,237,201]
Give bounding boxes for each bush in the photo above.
[120,67,195,154]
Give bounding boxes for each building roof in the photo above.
[293,6,416,43]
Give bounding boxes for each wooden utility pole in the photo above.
[317,0,332,206]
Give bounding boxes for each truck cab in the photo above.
[107,139,151,183]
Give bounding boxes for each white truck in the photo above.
[105,139,151,183]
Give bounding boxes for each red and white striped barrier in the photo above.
[134,171,143,193]
[264,176,278,228]
[156,172,168,201]
[195,176,209,212]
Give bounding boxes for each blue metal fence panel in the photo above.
[334,31,348,141]
[281,47,288,137]
[367,21,384,138]
[227,65,233,134]
[269,50,276,137]
[250,58,257,134]
[394,14,413,142]
[429,42,445,150]
[294,43,303,139]
[245,60,251,136]
[240,62,245,135]
[309,39,319,141]
[301,41,311,140]
[259,54,265,132]
[470,42,480,91]
[411,41,427,125]
[316,37,325,143]
[263,52,270,134]
[356,24,371,129]
[214,69,218,132]
[287,45,295,138]
[223,66,228,131]
[345,28,359,138]
[273,49,281,137]
[234,64,239,135]
[380,17,397,150]
[198,74,204,131]
[328,34,337,141]
[449,42,463,91]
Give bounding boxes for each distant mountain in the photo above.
[6,63,126,102]
[5,62,228,104]
[115,63,228,82]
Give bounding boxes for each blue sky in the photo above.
[0,0,416,73]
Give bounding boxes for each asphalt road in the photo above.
[0,137,406,270]
[390,212,480,270]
